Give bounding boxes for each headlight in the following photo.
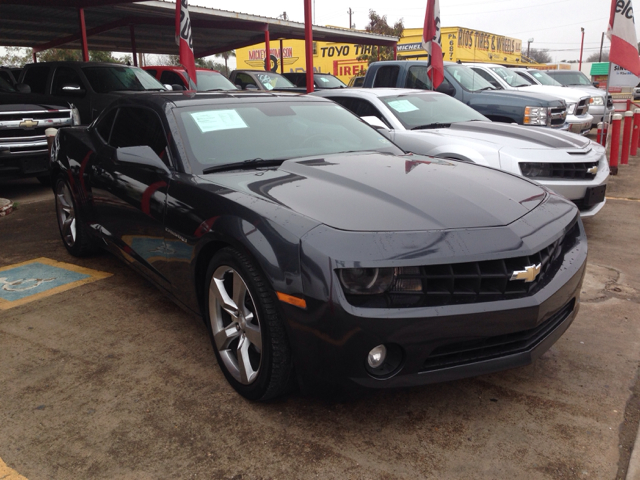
[590,96,604,106]
[338,267,424,295]
[566,103,576,115]
[523,106,549,126]
[339,268,395,295]
[71,106,81,125]
[520,162,553,178]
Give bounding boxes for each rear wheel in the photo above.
[204,248,293,401]
[54,176,97,257]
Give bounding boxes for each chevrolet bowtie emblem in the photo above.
[19,119,38,128]
[510,263,542,283]
[587,166,598,175]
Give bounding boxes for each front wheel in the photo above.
[204,248,293,401]
[54,176,97,257]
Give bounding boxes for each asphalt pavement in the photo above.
[0,152,639,479]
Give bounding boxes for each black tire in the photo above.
[54,175,97,257]
[204,247,293,401]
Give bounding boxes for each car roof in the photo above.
[143,65,222,73]
[23,61,136,68]
[464,63,502,68]
[314,88,442,99]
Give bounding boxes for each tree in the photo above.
[0,47,31,66]
[35,49,126,63]
[586,51,609,62]
[357,10,404,65]
[215,51,235,76]
[521,48,552,64]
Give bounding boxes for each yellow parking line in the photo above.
[0,457,28,480]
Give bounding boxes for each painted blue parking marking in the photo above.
[0,262,90,302]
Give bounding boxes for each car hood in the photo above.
[474,89,566,106]
[0,93,72,111]
[516,85,588,102]
[202,152,548,232]
[430,121,591,150]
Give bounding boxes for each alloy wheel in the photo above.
[56,181,76,248]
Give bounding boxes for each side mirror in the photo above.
[16,83,31,94]
[436,82,455,96]
[244,84,259,90]
[171,84,185,91]
[116,145,171,175]
[61,84,86,96]
[592,81,600,88]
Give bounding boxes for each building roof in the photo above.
[0,0,398,58]
[590,63,609,76]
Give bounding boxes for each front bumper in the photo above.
[0,139,50,178]
[589,105,615,126]
[287,200,586,392]
[563,113,594,135]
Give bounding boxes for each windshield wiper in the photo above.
[204,88,224,92]
[202,158,286,174]
[411,123,451,130]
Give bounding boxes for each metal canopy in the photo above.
[0,0,398,58]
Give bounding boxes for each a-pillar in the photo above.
[78,8,89,62]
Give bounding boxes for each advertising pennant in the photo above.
[422,0,444,89]
[176,0,197,88]
[607,0,640,76]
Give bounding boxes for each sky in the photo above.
[191,0,633,64]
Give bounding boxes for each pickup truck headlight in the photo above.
[566,103,577,115]
[523,106,549,126]
[590,96,604,106]
[71,107,81,125]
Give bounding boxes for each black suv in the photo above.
[19,62,167,124]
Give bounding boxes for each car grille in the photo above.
[420,298,575,372]
[0,127,48,138]
[345,218,581,308]
[519,161,599,180]
[0,111,71,121]
[549,106,567,127]
[575,98,590,116]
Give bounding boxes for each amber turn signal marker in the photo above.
[276,292,307,309]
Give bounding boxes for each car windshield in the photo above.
[527,70,562,86]
[196,71,237,91]
[548,71,592,86]
[490,67,531,87]
[83,66,166,93]
[0,76,17,93]
[445,65,494,92]
[253,72,296,90]
[380,93,488,129]
[175,101,403,173]
[315,75,347,88]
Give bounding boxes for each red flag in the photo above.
[176,0,197,88]
[422,0,443,89]
[607,0,640,76]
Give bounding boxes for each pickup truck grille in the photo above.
[575,98,589,116]
[0,109,73,155]
[0,111,71,122]
[549,106,567,127]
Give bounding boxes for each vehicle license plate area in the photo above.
[584,184,606,207]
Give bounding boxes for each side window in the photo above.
[372,66,400,88]
[406,66,431,89]
[235,73,258,89]
[471,68,501,89]
[22,66,50,94]
[109,107,171,166]
[95,108,118,143]
[160,70,186,88]
[52,66,85,96]
[436,77,456,95]
[145,69,158,78]
[0,71,13,85]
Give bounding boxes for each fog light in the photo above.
[368,345,387,368]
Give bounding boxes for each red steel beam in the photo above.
[78,7,89,61]
[264,29,270,71]
[303,0,314,93]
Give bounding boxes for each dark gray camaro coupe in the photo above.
[51,92,587,400]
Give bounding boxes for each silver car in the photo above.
[313,88,608,217]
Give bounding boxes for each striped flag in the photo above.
[607,0,640,76]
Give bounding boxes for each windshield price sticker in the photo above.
[387,100,419,113]
[190,110,248,133]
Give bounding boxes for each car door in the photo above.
[90,105,173,286]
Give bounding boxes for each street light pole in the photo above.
[527,38,534,58]
[579,27,585,71]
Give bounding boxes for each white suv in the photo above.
[466,63,594,135]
